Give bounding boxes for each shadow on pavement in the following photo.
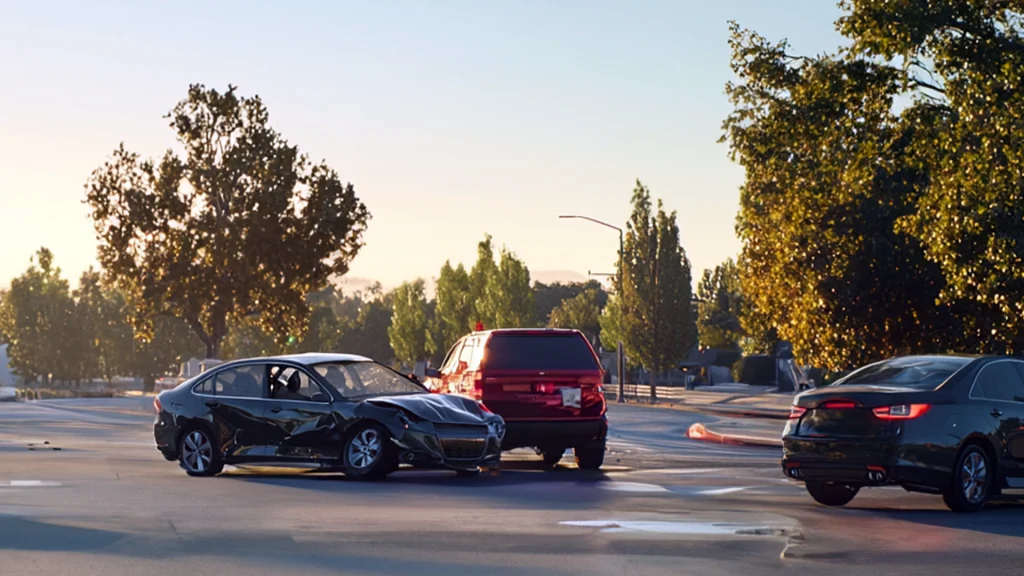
[851,500,1024,538]
[0,515,125,551]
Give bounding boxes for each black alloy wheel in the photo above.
[943,444,992,513]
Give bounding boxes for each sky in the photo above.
[0,0,846,294]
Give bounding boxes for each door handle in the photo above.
[269,407,282,414]
[991,408,1003,417]
[205,400,220,408]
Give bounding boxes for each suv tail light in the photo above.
[153,397,162,413]
[873,404,930,420]
[473,371,484,400]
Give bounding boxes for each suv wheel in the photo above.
[540,448,564,470]
[574,440,605,470]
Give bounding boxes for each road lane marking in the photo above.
[599,481,670,493]
[697,486,748,495]
[1,480,62,487]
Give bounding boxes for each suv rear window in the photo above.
[483,333,599,371]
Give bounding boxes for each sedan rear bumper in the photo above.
[782,435,950,492]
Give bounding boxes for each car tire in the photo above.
[179,425,224,477]
[343,423,398,481]
[540,448,564,470]
[943,444,992,513]
[805,481,859,507]
[574,441,605,470]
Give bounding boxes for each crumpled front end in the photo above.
[392,412,505,471]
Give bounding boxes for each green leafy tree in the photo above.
[838,0,1024,352]
[481,247,535,329]
[469,234,498,328]
[620,182,697,400]
[84,84,370,359]
[133,314,204,391]
[336,284,394,363]
[548,289,602,344]
[0,249,76,383]
[722,22,967,371]
[696,259,743,350]
[73,269,135,382]
[433,260,473,353]
[534,280,608,327]
[598,294,624,355]
[388,279,430,366]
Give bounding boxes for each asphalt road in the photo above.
[1,399,1024,575]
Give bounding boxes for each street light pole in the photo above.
[559,214,626,403]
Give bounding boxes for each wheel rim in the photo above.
[347,428,382,469]
[961,451,988,504]
[182,430,213,473]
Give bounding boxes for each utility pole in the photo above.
[559,214,626,403]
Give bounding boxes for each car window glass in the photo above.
[441,341,463,374]
[193,378,214,395]
[458,338,476,367]
[270,366,328,402]
[975,362,1024,403]
[314,362,424,399]
[440,341,460,372]
[483,334,599,371]
[468,338,484,370]
[212,365,266,399]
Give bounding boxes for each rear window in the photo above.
[835,356,971,390]
[483,333,599,371]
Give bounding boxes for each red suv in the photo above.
[424,328,607,469]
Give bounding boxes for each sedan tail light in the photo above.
[153,397,162,413]
[788,405,807,419]
[873,404,930,420]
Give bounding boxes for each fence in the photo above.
[605,384,688,403]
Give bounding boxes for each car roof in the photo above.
[231,352,373,366]
[470,328,582,336]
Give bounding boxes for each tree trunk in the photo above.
[205,339,221,359]
[649,369,657,403]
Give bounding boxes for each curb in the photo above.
[686,422,783,448]
[695,404,791,420]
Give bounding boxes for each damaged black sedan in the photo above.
[153,353,505,480]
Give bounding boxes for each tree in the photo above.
[696,259,743,350]
[469,234,497,328]
[599,294,624,355]
[548,289,602,344]
[73,269,134,382]
[336,284,395,363]
[619,182,697,400]
[84,84,370,359]
[534,280,608,327]
[0,249,76,383]
[838,0,1024,352]
[480,247,535,329]
[433,260,473,354]
[133,314,204,392]
[388,279,430,366]
[722,22,968,371]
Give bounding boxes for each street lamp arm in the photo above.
[559,214,622,233]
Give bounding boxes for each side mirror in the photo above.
[424,367,442,379]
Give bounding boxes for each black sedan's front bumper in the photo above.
[396,420,504,471]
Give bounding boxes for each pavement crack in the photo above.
[168,520,182,541]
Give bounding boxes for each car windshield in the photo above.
[484,333,599,371]
[312,361,425,399]
[836,357,971,390]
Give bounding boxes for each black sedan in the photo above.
[782,354,1024,512]
[153,353,506,480]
